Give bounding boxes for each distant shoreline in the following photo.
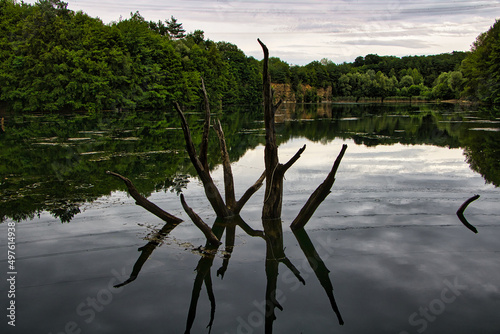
[281,99,477,105]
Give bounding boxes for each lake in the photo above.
[1,102,500,334]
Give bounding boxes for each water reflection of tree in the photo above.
[463,131,500,187]
[2,93,498,223]
[114,216,344,333]
[0,109,266,223]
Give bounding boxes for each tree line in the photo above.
[0,0,262,112]
[0,0,498,113]
[269,22,499,104]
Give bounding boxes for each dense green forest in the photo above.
[0,0,499,112]
[0,0,262,112]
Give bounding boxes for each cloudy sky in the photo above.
[25,0,500,65]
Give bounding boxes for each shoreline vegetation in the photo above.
[270,83,480,105]
[0,0,499,113]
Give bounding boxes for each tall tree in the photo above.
[166,15,185,39]
[461,19,500,103]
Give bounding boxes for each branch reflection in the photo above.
[116,216,343,333]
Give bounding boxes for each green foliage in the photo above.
[268,57,290,84]
[431,71,464,100]
[338,70,396,102]
[260,49,468,102]
[0,1,496,109]
[0,108,267,222]
[0,1,262,112]
[461,19,500,103]
[166,16,186,39]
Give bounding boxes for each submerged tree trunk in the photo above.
[107,40,350,333]
[108,40,347,236]
[258,39,347,230]
[259,39,306,221]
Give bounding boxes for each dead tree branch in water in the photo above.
[259,38,307,221]
[106,171,182,225]
[108,41,349,333]
[180,194,221,245]
[290,144,348,230]
[258,39,347,229]
[213,119,236,210]
[174,101,230,218]
[109,40,348,254]
[457,194,480,233]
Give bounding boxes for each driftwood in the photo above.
[456,194,480,233]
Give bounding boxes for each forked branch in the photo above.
[174,102,230,218]
[234,171,266,214]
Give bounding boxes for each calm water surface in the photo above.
[0,103,499,334]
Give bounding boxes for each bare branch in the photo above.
[106,171,182,224]
[199,77,211,170]
[281,144,306,173]
[257,38,269,64]
[174,102,205,174]
[456,194,480,233]
[290,144,348,230]
[180,194,221,245]
[175,102,230,218]
[213,119,236,209]
[259,38,282,220]
[258,38,277,169]
[234,171,266,214]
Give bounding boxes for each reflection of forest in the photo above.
[275,103,499,187]
[1,103,498,223]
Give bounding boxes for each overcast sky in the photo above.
[24,0,500,65]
